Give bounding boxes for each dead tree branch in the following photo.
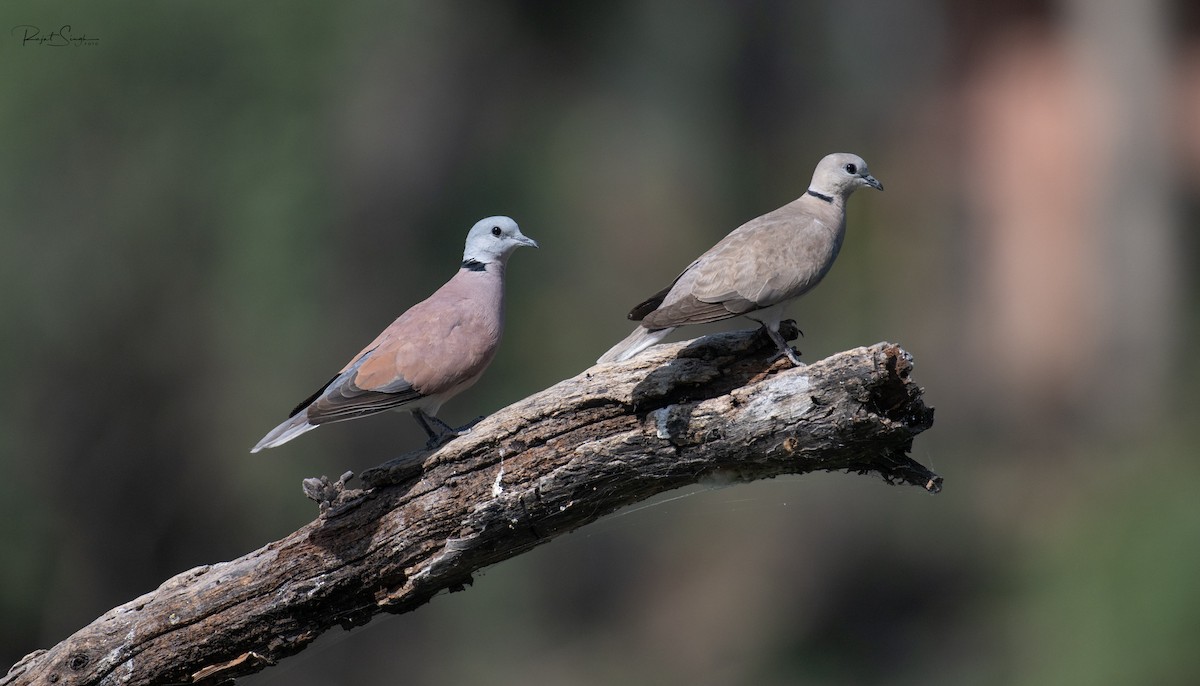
[4,325,938,686]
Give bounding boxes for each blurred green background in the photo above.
[3,1,1199,684]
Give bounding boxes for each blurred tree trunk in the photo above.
[960,0,1175,433]
[1065,0,1175,429]
[2,329,937,686]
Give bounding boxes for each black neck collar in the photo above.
[461,258,487,272]
[806,189,834,203]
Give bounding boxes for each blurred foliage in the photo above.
[1007,436,1200,686]
[2,1,1198,684]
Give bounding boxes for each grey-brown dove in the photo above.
[597,153,881,365]
[252,216,537,452]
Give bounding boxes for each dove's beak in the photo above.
[515,233,539,249]
[864,174,883,191]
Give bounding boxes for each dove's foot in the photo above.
[769,346,804,366]
[413,410,461,449]
[453,415,485,434]
[763,325,804,367]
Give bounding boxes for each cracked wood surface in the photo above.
[4,326,938,686]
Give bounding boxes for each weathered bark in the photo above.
[4,326,938,686]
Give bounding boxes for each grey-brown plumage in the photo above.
[598,153,882,364]
[252,216,537,452]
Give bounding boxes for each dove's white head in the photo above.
[808,153,884,199]
[462,216,539,265]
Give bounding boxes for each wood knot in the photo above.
[782,436,800,454]
[67,652,89,671]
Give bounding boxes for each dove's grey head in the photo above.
[809,153,884,198]
[463,216,539,264]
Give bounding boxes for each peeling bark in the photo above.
[4,326,938,686]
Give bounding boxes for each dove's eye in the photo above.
[844,163,858,174]
[491,226,502,237]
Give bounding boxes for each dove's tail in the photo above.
[597,326,674,364]
[251,413,318,453]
